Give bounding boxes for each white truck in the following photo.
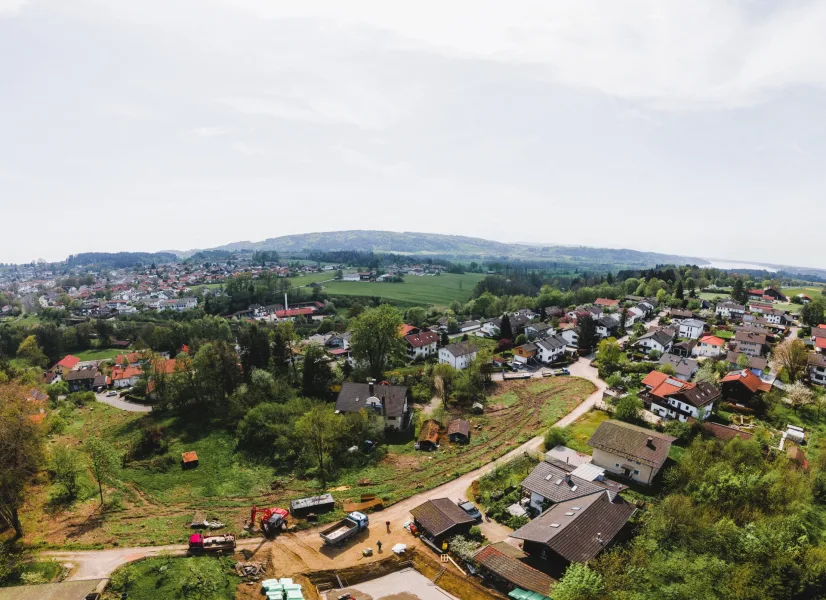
[319,512,369,547]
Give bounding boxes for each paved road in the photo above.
[94,392,152,413]
[47,358,607,581]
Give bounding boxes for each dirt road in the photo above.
[46,358,606,581]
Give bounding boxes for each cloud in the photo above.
[0,0,28,16]
[216,0,826,110]
[190,126,235,138]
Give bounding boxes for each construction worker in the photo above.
[377,540,383,552]
[386,520,390,533]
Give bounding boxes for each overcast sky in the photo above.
[2,1,826,267]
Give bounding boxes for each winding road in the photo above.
[45,358,607,582]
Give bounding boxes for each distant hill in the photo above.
[206,230,707,268]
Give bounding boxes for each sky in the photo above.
[2,0,826,268]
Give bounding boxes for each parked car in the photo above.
[106,391,117,397]
[458,500,482,521]
[553,368,570,376]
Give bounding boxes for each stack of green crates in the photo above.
[262,579,283,599]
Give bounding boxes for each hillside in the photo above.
[207,230,707,268]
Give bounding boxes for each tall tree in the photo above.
[771,338,809,382]
[675,281,684,300]
[85,437,119,507]
[577,315,598,351]
[192,341,244,419]
[732,279,747,304]
[0,384,44,538]
[499,314,513,340]
[16,335,48,368]
[238,323,271,379]
[294,403,345,490]
[301,343,333,399]
[349,304,403,379]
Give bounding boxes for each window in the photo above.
[615,463,620,468]
[633,469,640,475]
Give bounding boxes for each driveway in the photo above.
[95,392,152,413]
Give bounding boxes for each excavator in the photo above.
[250,505,289,536]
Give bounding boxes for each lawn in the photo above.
[74,348,126,361]
[24,377,594,548]
[563,409,611,453]
[322,273,486,308]
[106,556,240,600]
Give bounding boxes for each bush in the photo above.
[662,420,694,444]
[544,427,569,450]
[614,395,643,425]
[449,535,480,562]
[467,526,485,542]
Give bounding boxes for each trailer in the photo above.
[188,533,236,554]
[319,512,369,546]
[290,493,335,517]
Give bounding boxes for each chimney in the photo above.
[646,436,654,449]
[597,533,604,545]
[368,379,375,397]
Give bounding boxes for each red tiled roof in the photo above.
[641,371,669,389]
[399,324,418,336]
[115,352,143,365]
[112,366,143,380]
[275,308,314,317]
[721,369,761,393]
[406,331,440,348]
[816,338,826,350]
[699,335,725,347]
[595,298,619,307]
[57,355,80,369]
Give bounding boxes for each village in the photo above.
[4,254,826,600]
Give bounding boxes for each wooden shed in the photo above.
[417,419,441,451]
[290,493,336,517]
[447,419,471,444]
[181,451,199,469]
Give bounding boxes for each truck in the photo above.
[188,533,236,554]
[319,511,369,547]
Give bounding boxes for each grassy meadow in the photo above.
[322,273,486,308]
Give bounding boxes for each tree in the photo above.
[405,307,427,328]
[191,341,244,419]
[440,331,450,347]
[49,444,83,501]
[499,314,513,340]
[675,281,684,300]
[514,333,527,346]
[301,343,333,398]
[85,437,119,507]
[552,563,604,600]
[771,338,809,382]
[732,279,747,304]
[431,362,457,405]
[294,403,345,490]
[597,338,622,367]
[802,297,826,327]
[685,277,696,297]
[577,315,598,351]
[237,323,271,380]
[0,385,44,537]
[696,362,720,385]
[349,304,403,379]
[786,381,814,411]
[16,335,47,368]
[614,395,642,424]
[658,363,676,376]
[737,352,751,369]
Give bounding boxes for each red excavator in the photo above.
[250,506,289,536]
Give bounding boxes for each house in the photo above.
[342,273,361,282]
[111,366,143,388]
[559,327,580,348]
[641,371,720,421]
[513,343,538,365]
[335,381,409,430]
[525,322,554,340]
[716,301,746,320]
[797,294,812,304]
[64,367,100,392]
[726,352,768,378]
[457,320,481,333]
[658,353,699,380]
[813,327,826,353]
[595,298,620,309]
[163,297,198,312]
[669,308,694,320]
[763,286,787,301]
[587,420,676,484]
[481,315,530,337]
[636,328,675,355]
[447,419,471,444]
[764,309,787,325]
[417,419,442,451]
[514,308,538,319]
[535,336,568,364]
[734,331,766,357]
[671,339,697,358]
[720,370,764,404]
[114,352,144,367]
[399,324,420,337]
[596,315,620,339]
[439,342,478,370]
[405,331,440,361]
[748,301,773,315]
[809,353,826,386]
[510,490,636,567]
[274,307,314,321]
[520,455,626,514]
[410,498,475,544]
[677,318,705,340]
[693,335,726,358]
[54,355,80,376]
[472,544,555,599]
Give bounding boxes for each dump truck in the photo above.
[188,533,236,554]
[319,511,369,546]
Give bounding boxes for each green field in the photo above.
[74,348,126,361]
[322,273,486,307]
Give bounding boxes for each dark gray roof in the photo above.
[410,498,475,537]
[658,353,698,379]
[587,420,675,469]
[335,382,407,418]
[64,369,99,381]
[672,382,721,409]
[536,336,566,352]
[726,351,767,371]
[521,459,625,504]
[639,329,675,347]
[443,342,477,358]
[510,491,636,563]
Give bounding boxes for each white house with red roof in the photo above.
[405,331,440,361]
[693,335,726,358]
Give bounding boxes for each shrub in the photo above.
[544,427,569,450]
[449,535,480,562]
[129,422,168,460]
[614,395,643,425]
[662,420,693,444]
